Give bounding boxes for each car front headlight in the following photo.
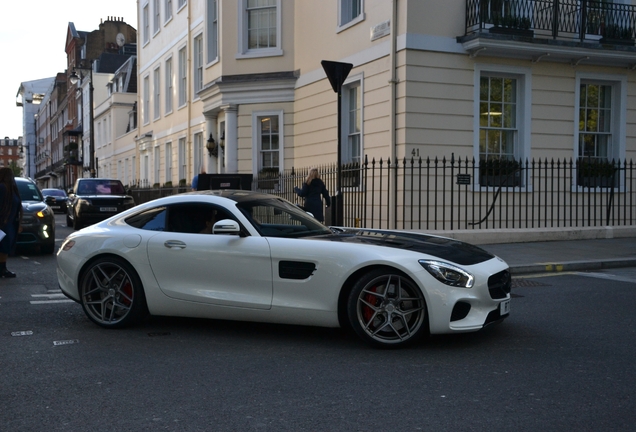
[419,260,474,288]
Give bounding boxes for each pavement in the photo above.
[479,237,636,276]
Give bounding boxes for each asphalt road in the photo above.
[0,215,634,431]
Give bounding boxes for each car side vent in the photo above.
[488,270,511,299]
[279,261,316,280]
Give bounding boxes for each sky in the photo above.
[1,0,138,140]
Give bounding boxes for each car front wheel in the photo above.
[347,269,428,348]
[79,257,148,328]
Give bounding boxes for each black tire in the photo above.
[347,269,427,348]
[41,242,55,255]
[72,212,83,230]
[79,256,148,328]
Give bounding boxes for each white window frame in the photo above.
[574,72,626,161]
[154,145,161,185]
[178,46,187,107]
[337,0,365,32]
[251,110,284,176]
[237,0,283,59]
[153,0,161,35]
[153,66,161,120]
[178,137,186,182]
[178,0,187,12]
[193,33,204,96]
[206,0,219,64]
[165,141,173,183]
[143,3,150,45]
[193,132,203,175]
[341,76,363,166]
[165,0,173,24]
[473,64,532,188]
[165,56,173,115]
[143,75,150,125]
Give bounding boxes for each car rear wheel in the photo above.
[347,269,427,348]
[79,257,148,328]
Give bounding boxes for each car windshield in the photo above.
[42,189,66,197]
[236,197,332,238]
[17,181,43,202]
[77,180,125,195]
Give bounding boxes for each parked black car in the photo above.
[42,188,69,213]
[15,177,56,254]
[66,178,136,230]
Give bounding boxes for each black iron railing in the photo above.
[130,157,635,231]
[252,157,635,230]
[465,0,636,43]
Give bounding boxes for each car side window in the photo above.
[125,207,167,231]
[167,203,234,234]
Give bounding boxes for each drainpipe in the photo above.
[389,0,398,229]
[187,0,193,179]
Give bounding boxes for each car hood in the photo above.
[312,228,495,266]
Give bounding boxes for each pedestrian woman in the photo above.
[294,167,331,223]
[0,168,22,278]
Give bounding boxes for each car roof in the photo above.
[188,189,285,203]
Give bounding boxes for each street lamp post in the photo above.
[69,63,95,178]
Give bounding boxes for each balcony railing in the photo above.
[465,0,636,44]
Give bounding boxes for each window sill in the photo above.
[236,48,283,60]
[337,13,365,34]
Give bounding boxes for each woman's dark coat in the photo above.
[295,179,331,222]
[0,183,21,254]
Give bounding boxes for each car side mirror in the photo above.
[212,219,240,235]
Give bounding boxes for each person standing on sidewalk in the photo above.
[0,168,22,278]
[294,167,331,223]
[192,167,206,191]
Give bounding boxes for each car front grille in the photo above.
[488,270,511,299]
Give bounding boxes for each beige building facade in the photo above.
[133,0,635,229]
[136,0,636,184]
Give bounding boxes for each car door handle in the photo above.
[164,240,187,249]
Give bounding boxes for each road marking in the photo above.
[30,299,75,304]
[30,293,74,304]
[53,339,79,346]
[574,271,636,284]
[11,331,34,337]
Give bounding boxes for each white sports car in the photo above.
[57,190,511,348]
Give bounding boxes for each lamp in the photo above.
[219,130,225,149]
[206,133,218,157]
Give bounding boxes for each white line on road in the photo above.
[30,300,75,305]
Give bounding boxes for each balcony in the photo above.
[460,0,636,67]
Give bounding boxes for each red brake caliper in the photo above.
[363,286,378,323]
[120,281,133,306]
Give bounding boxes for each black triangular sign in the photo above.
[321,60,353,93]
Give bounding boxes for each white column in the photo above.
[222,105,238,173]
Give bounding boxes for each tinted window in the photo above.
[17,181,43,201]
[125,207,167,231]
[77,180,125,195]
[42,189,66,197]
[236,198,331,238]
[166,203,233,234]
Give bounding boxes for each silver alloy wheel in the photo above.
[80,258,145,327]
[353,272,426,346]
